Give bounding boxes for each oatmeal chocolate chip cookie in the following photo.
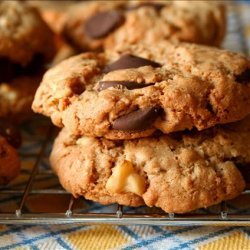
[33,42,250,139]
[50,117,249,213]
[63,1,226,51]
[0,1,55,68]
[0,135,20,185]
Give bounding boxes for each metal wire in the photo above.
[0,124,249,226]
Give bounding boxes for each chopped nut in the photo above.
[77,137,96,146]
[106,160,146,196]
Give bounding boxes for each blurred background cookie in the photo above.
[62,1,226,52]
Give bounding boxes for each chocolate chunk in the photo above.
[127,3,165,11]
[235,68,250,84]
[112,106,161,131]
[103,54,161,73]
[0,120,22,148]
[85,10,125,39]
[98,81,154,91]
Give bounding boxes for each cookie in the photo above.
[33,41,250,139]
[0,120,21,185]
[63,1,226,52]
[50,116,249,213]
[0,1,56,120]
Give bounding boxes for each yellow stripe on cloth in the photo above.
[198,231,250,250]
[64,225,130,250]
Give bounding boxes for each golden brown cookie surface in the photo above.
[33,42,250,139]
[50,117,249,213]
[63,1,226,51]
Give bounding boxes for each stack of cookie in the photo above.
[32,1,250,213]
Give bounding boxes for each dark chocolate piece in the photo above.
[112,106,161,131]
[85,10,125,39]
[103,54,161,73]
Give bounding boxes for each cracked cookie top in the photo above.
[32,41,250,139]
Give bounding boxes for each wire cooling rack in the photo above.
[0,117,249,226]
[0,2,249,226]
